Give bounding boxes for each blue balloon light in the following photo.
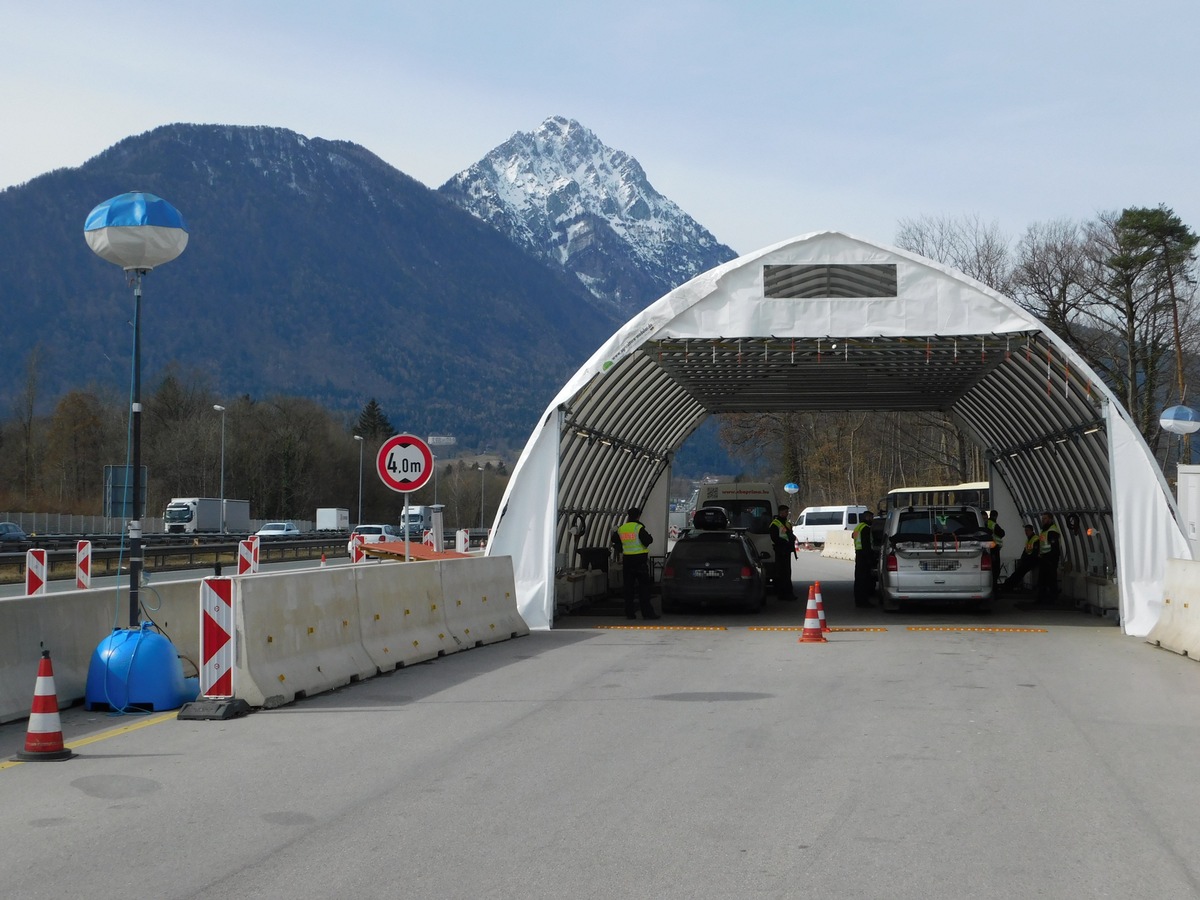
[84,191,189,271]
[1160,405,1200,435]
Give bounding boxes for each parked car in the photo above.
[346,523,404,556]
[0,521,27,543]
[660,528,770,614]
[256,521,301,537]
[878,505,994,612]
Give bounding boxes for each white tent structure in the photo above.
[488,231,1191,634]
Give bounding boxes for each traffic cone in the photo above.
[13,650,74,761]
[799,590,827,643]
[814,582,829,632]
[320,552,327,568]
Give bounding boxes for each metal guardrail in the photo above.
[0,529,492,584]
[0,537,349,585]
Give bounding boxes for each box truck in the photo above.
[694,482,780,561]
[164,497,250,534]
[400,505,434,539]
[316,507,350,531]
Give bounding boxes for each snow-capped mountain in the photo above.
[439,116,738,317]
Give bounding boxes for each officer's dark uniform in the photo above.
[612,507,659,620]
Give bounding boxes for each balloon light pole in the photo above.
[355,434,365,525]
[214,405,227,532]
[85,192,188,628]
[83,192,195,715]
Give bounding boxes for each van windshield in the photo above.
[703,500,771,534]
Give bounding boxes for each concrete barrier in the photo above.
[821,529,855,562]
[441,556,528,647]
[1,555,528,720]
[356,560,461,670]
[1146,557,1200,657]
[235,568,378,709]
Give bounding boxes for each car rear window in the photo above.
[893,511,980,536]
[670,538,748,564]
[358,527,383,535]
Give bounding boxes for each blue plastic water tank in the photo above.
[85,624,196,712]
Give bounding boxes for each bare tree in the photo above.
[895,214,1013,294]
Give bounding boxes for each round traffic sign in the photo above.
[376,433,434,493]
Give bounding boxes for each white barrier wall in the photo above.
[235,567,379,709]
[821,529,856,562]
[356,561,461,669]
[0,556,527,722]
[0,577,200,724]
[1145,557,1200,658]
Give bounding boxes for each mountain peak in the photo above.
[439,117,736,316]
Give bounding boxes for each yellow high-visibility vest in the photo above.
[618,521,648,555]
[1038,522,1062,555]
[987,519,1004,548]
[853,522,870,551]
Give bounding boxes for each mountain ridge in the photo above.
[438,115,738,317]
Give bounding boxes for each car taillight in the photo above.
[663,565,675,579]
[740,566,753,579]
[980,553,991,571]
[886,553,898,572]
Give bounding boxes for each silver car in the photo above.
[878,505,994,611]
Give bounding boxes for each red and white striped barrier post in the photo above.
[350,532,365,564]
[25,548,47,596]
[237,539,259,575]
[75,540,92,590]
[199,578,235,698]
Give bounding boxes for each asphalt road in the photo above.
[3,552,1200,899]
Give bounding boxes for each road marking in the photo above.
[749,626,888,632]
[906,626,1048,633]
[1,710,178,770]
[594,625,727,631]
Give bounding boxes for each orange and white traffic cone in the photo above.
[814,581,829,632]
[13,650,74,761]
[320,552,327,568]
[799,589,827,644]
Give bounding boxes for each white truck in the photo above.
[164,498,250,534]
[694,482,780,562]
[316,507,350,531]
[401,505,434,539]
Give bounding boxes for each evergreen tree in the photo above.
[356,399,394,439]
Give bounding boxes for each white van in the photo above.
[695,482,780,561]
[793,505,870,546]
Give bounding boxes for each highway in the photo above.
[3,552,1200,899]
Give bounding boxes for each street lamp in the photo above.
[477,463,486,530]
[84,192,187,629]
[213,405,226,532]
[354,435,365,525]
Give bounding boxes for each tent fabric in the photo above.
[487,231,1190,634]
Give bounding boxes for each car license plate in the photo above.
[919,560,961,571]
[692,568,724,578]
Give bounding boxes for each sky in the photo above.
[3,0,1198,255]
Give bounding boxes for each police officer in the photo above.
[853,509,876,607]
[1001,523,1040,594]
[985,509,1006,588]
[769,505,796,601]
[1037,512,1062,602]
[611,507,659,620]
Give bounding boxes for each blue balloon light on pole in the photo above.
[84,192,188,631]
[1160,405,1200,435]
[83,192,196,714]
